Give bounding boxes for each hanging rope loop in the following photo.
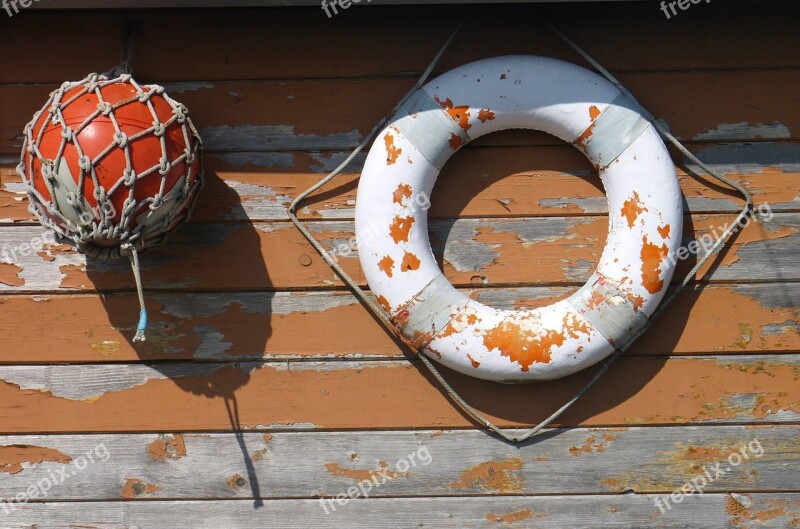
[290,16,750,443]
[18,34,203,344]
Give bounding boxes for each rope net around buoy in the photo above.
[17,72,204,341]
[18,72,203,258]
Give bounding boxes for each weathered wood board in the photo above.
[0,355,797,432]
[2,70,799,155]
[2,3,799,84]
[0,283,796,363]
[0,426,794,499]
[1,494,799,528]
[0,0,797,526]
[0,214,796,291]
[3,141,799,223]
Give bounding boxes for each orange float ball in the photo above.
[18,73,203,257]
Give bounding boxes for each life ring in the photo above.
[355,56,683,382]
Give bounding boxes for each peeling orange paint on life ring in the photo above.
[621,192,647,228]
[482,321,563,372]
[478,109,495,122]
[641,236,669,294]
[392,183,412,204]
[378,255,394,278]
[400,251,421,272]
[355,56,683,382]
[384,132,402,165]
[389,215,415,243]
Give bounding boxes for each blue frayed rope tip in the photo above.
[133,308,147,342]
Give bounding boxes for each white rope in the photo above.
[123,243,148,343]
[289,17,754,443]
[18,72,204,342]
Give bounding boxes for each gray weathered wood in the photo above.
[7,142,800,224]
[0,214,796,291]
[3,70,797,155]
[0,493,798,528]
[0,426,794,501]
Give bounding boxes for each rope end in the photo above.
[126,245,148,343]
[133,308,147,343]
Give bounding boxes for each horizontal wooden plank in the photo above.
[2,2,798,84]
[29,0,675,6]
[0,213,795,292]
[1,493,799,528]
[2,141,798,223]
[0,355,797,432]
[3,70,799,156]
[0,283,796,363]
[0,426,794,500]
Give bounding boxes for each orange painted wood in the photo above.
[0,283,795,363]
[0,354,796,433]
[2,70,798,155]
[0,212,794,292]
[3,143,798,223]
[0,2,797,521]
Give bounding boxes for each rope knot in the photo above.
[152,122,166,137]
[97,102,113,115]
[41,163,56,182]
[122,196,138,215]
[79,155,92,172]
[114,132,129,148]
[149,196,163,210]
[61,127,74,142]
[158,158,171,175]
[173,106,186,123]
[93,186,108,204]
[122,168,136,186]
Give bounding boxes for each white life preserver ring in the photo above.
[355,56,683,382]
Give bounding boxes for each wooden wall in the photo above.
[0,1,798,526]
